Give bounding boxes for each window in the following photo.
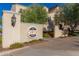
[11,14,16,27]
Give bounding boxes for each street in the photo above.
[3,37,79,56]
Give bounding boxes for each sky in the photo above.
[0,3,63,18]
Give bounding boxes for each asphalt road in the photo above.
[3,37,79,56]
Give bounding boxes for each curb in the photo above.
[0,46,30,56]
[0,40,47,56]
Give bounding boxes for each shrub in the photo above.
[72,32,79,36]
[48,31,54,37]
[39,39,43,41]
[24,42,29,44]
[24,42,30,45]
[29,40,39,43]
[24,39,43,45]
[21,4,48,24]
[43,33,50,38]
[10,43,23,49]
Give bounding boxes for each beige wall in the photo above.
[21,23,43,43]
[48,13,55,21]
[2,11,21,48]
[2,10,43,48]
[11,4,28,13]
[2,4,63,48]
[43,23,48,31]
[48,6,60,21]
[54,25,63,38]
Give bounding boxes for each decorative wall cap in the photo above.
[3,10,21,15]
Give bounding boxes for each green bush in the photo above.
[24,39,43,45]
[24,42,29,44]
[72,32,79,36]
[24,42,30,45]
[43,33,50,38]
[39,39,43,41]
[10,43,23,49]
[21,4,48,24]
[29,40,39,43]
[48,31,54,37]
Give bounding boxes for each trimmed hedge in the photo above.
[10,39,43,49]
[10,43,23,49]
[43,33,50,38]
[29,40,40,43]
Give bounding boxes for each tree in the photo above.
[54,3,79,35]
[21,4,48,24]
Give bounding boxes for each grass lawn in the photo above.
[73,31,79,36]
[0,36,2,44]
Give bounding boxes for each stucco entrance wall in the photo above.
[54,25,63,38]
[11,4,28,13]
[2,10,43,48]
[20,23,43,43]
[2,11,21,48]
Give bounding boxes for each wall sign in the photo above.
[28,27,37,38]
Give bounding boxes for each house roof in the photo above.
[48,5,60,13]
